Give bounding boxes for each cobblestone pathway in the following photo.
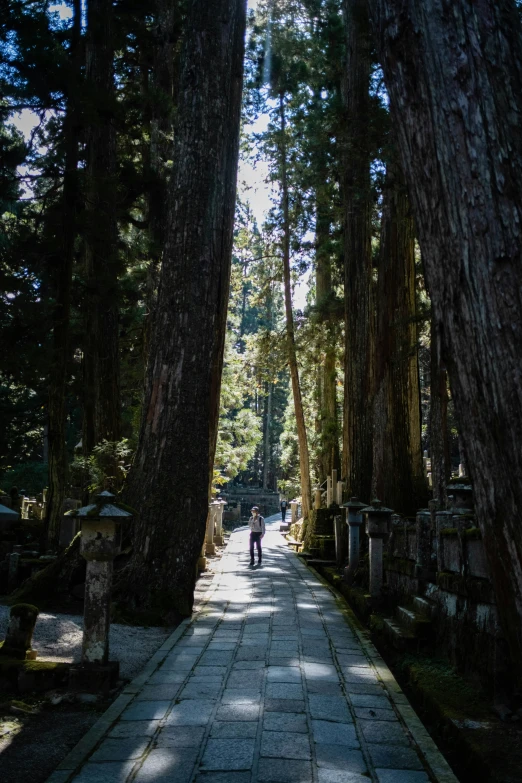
[48,518,457,783]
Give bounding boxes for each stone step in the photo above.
[413,595,436,618]
[383,618,417,651]
[396,606,432,637]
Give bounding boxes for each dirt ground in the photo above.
[0,556,217,783]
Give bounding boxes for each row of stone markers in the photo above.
[199,499,227,570]
[309,472,509,705]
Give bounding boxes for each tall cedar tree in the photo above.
[123,0,247,619]
[372,168,424,514]
[369,0,522,677]
[341,0,374,501]
[82,0,121,455]
[45,0,82,549]
[278,91,312,522]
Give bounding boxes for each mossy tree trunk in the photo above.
[341,0,374,501]
[316,181,340,483]
[429,311,450,507]
[372,167,425,514]
[144,0,184,356]
[122,0,247,619]
[45,0,82,550]
[82,0,121,457]
[369,0,522,678]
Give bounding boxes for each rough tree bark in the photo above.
[82,0,121,456]
[342,0,374,501]
[279,92,312,522]
[369,0,522,676]
[45,0,82,550]
[429,312,450,507]
[144,0,184,355]
[372,169,425,514]
[123,0,247,619]
[316,184,340,483]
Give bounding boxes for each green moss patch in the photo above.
[398,654,488,722]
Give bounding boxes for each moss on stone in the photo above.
[398,654,488,721]
[440,527,458,536]
[23,659,68,673]
[462,527,482,540]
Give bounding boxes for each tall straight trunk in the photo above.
[429,312,450,506]
[279,93,311,522]
[369,0,522,677]
[316,187,340,482]
[342,0,374,501]
[262,382,272,490]
[372,170,425,514]
[45,0,82,549]
[83,0,120,456]
[123,0,247,619]
[144,0,183,349]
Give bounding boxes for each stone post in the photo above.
[362,499,393,599]
[213,499,226,546]
[336,481,344,505]
[332,469,337,499]
[0,603,39,660]
[326,476,333,508]
[68,491,132,692]
[314,488,322,510]
[290,501,298,527]
[206,504,217,555]
[435,510,453,573]
[342,498,367,582]
[333,511,343,567]
[415,510,432,580]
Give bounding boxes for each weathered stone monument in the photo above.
[0,603,39,660]
[362,499,393,599]
[343,497,367,583]
[67,491,132,692]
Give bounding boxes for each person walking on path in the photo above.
[280,498,288,523]
[248,506,265,566]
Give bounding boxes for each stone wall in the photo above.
[382,505,501,693]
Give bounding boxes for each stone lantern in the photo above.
[362,499,393,598]
[342,497,367,582]
[214,497,227,546]
[68,490,132,691]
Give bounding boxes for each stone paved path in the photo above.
[48,517,457,783]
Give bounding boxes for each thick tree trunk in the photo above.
[369,0,522,676]
[144,0,183,355]
[82,0,121,456]
[45,0,82,550]
[372,170,425,514]
[123,0,247,619]
[316,189,340,482]
[279,93,312,522]
[342,0,374,501]
[429,312,450,507]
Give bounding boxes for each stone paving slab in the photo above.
[46,516,459,783]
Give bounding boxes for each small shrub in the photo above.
[0,462,48,496]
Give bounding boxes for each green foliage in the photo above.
[70,439,133,494]
[0,462,48,495]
